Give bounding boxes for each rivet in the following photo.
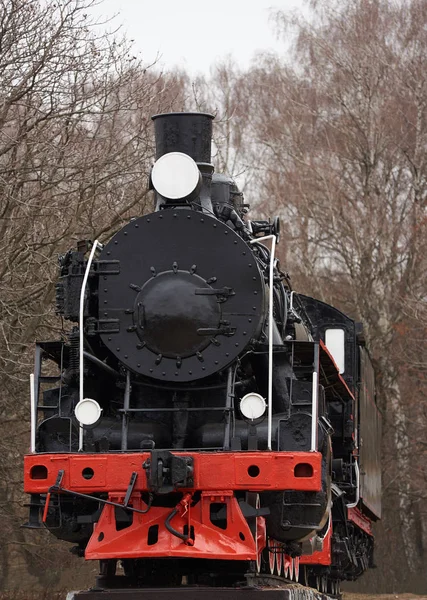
[103,276,107,280]
[162,371,166,376]
[114,241,118,245]
[200,218,204,222]
[187,215,191,219]
[248,318,252,323]
[224,231,228,235]
[215,360,219,365]
[124,354,128,359]
[213,223,217,228]
[137,363,141,367]
[159,214,163,219]
[253,277,257,281]
[253,307,256,310]
[104,288,107,292]
[234,240,237,244]
[124,231,128,236]
[173,214,177,218]
[235,343,239,347]
[149,368,153,373]
[175,372,179,376]
[116,347,120,352]
[108,337,112,341]
[147,218,151,223]
[243,252,246,256]
[202,366,206,370]
[107,251,111,256]
[188,371,192,375]
[248,263,252,267]
[254,291,258,295]
[135,223,139,228]
[104,312,108,316]
[104,300,107,304]
[243,331,247,336]
[226,353,229,357]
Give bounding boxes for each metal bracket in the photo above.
[143,451,194,494]
[96,260,120,275]
[195,287,235,303]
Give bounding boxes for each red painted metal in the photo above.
[24,451,322,495]
[347,506,373,537]
[85,490,264,561]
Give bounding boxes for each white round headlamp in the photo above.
[239,393,267,421]
[75,398,102,427]
[151,152,201,200]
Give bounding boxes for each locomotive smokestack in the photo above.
[151,112,215,212]
[152,112,214,162]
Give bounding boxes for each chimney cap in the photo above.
[152,111,215,121]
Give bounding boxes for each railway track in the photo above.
[67,575,337,600]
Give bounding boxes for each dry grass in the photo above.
[0,592,66,600]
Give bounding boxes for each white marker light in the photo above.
[151,152,201,200]
[239,393,267,421]
[75,398,102,427]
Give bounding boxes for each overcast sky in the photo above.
[90,0,305,75]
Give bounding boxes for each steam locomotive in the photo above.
[23,112,381,596]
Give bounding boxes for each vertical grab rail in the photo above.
[121,370,131,451]
[30,373,36,453]
[79,240,101,452]
[249,234,276,451]
[310,343,319,451]
[223,366,234,450]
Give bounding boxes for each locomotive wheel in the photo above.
[276,544,283,576]
[283,555,289,578]
[288,556,294,580]
[246,493,263,572]
[294,556,300,582]
[268,538,276,574]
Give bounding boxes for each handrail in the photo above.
[78,240,101,452]
[250,235,276,451]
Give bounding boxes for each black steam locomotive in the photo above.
[24,113,381,596]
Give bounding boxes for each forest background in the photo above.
[1,0,426,594]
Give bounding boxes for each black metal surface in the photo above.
[152,112,214,162]
[98,211,265,382]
